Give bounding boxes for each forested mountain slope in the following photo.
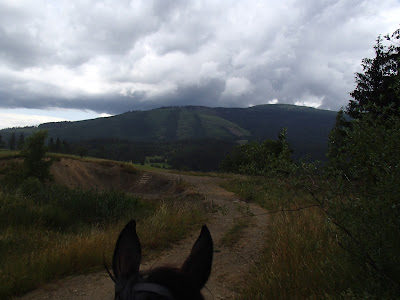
[0,104,337,161]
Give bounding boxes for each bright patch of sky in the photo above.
[0,108,112,129]
[268,99,279,104]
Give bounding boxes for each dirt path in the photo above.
[14,170,269,300]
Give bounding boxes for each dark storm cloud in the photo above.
[155,78,226,108]
[0,0,399,117]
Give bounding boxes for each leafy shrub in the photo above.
[326,112,400,296]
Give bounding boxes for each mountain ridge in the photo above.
[0,104,338,160]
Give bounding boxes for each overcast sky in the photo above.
[0,0,399,129]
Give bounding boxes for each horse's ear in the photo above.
[181,225,213,290]
[112,220,141,281]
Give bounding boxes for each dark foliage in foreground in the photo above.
[325,28,400,297]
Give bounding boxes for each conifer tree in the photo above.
[347,29,400,119]
[9,133,16,150]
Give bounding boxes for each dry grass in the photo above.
[219,218,250,248]
[0,150,21,159]
[224,177,357,299]
[0,193,206,299]
[0,225,120,297]
[240,207,353,299]
[138,201,207,255]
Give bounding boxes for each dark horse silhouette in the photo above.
[108,220,213,300]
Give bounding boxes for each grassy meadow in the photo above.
[0,150,21,159]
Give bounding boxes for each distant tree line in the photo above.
[63,138,236,172]
[48,137,71,154]
[168,139,235,171]
[0,130,238,172]
[0,134,6,148]
[0,132,26,150]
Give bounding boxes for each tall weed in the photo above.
[240,208,355,299]
[138,200,207,253]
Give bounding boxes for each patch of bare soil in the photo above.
[14,159,269,300]
[50,158,175,196]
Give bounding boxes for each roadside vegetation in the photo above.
[219,218,251,248]
[223,177,358,298]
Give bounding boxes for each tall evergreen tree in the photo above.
[0,134,5,148]
[62,139,70,154]
[55,137,61,153]
[48,137,55,152]
[17,133,25,150]
[347,28,400,119]
[9,133,16,150]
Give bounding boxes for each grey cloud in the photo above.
[164,78,226,107]
[49,3,164,67]
[0,7,52,69]
[70,11,158,55]
[0,28,49,68]
[149,5,215,55]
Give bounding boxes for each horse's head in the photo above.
[109,220,213,300]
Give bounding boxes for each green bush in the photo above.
[220,128,295,176]
[22,130,53,182]
[1,131,54,189]
[325,28,400,297]
[326,111,400,296]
